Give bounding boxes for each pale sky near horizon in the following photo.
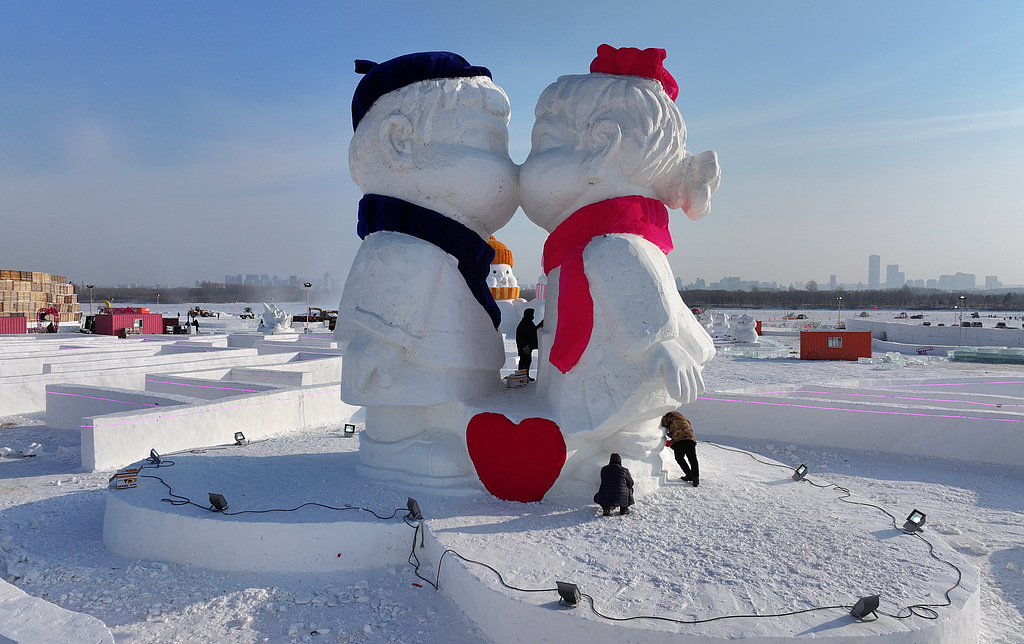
[3,1,1023,291]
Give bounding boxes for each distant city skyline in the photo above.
[678,253,1014,292]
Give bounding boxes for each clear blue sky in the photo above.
[3,1,1023,291]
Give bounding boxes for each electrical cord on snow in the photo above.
[133,460,406,519]
[703,439,964,620]
[402,442,964,625]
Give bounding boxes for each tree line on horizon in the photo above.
[682,286,1024,311]
[74,282,314,306]
[73,282,1024,311]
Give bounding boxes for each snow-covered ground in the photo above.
[2,308,1023,642]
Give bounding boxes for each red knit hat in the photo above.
[590,44,678,101]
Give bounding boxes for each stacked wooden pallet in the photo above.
[0,269,82,322]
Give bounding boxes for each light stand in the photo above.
[958,295,965,346]
[304,282,313,334]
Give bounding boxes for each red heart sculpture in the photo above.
[466,413,566,502]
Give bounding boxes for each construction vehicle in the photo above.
[190,306,215,318]
[239,307,255,319]
[292,307,338,330]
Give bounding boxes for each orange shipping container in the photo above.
[800,331,872,361]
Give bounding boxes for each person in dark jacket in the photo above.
[593,453,634,516]
[663,411,699,486]
[515,309,542,373]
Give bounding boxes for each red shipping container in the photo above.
[800,330,872,361]
[0,316,28,334]
[94,313,165,336]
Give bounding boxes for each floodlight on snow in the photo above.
[149,449,162,465]
[209,493,229,512]
[556,581,581,606]
[407,498,423,521]
[850,594,880,620]
[343,423,356,437]
[903,509,926,533]
[234,431,248,445]
[792,464,808,481]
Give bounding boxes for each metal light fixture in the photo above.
[86,284,95,315]
[343,423,356,437]
[556,581,581,606]
[903,509,926,532]
[792,464,808,481]
[850,594,880,620]
[209,493,229,512]
[149,449,162,465]
[234,431,248,445]
[407,498,423,521]
[303,282,313,334]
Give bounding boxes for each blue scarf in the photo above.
[357,194,500,329]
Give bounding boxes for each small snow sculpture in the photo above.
[335,51,517,485]
[711,312,731,336]
[260,303,294,334]
[518,44,720,493]
[733,314,759,344]
[486,236,520,301]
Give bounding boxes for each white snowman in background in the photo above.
[733,314,759,344]
[486,236,520,298]
[487,264,517,289]
[711,312,731,336]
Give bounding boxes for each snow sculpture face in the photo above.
[486,264,518,289]
[520,72,719,232]
[350,76,518,238]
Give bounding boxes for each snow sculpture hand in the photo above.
[644,341,705,404]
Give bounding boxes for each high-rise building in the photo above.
[868,255,880,289]
[885,264,905,289]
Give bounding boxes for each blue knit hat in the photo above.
[351,52,492,131]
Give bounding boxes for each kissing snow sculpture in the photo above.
[515,45,719,494]
[335,52,517,486]
[337,47,718,503]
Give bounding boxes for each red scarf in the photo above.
[542,195,673,373]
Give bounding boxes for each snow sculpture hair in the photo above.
[532,73,719,220]
[350,77,512,188]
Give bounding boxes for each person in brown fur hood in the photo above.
[662,411,699,487]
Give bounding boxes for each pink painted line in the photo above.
[876,380,1024,388]
[696,396,1024,423]
[49,391,161,407]
[742,389,1024,409]
[146,378,263,393]
[83,386,341,428]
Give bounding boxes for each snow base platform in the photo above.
[103,443,980,643]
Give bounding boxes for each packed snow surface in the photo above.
[2,307,1023,643]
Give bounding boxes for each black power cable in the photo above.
[403,441,964,626]
[132,459,407,520]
